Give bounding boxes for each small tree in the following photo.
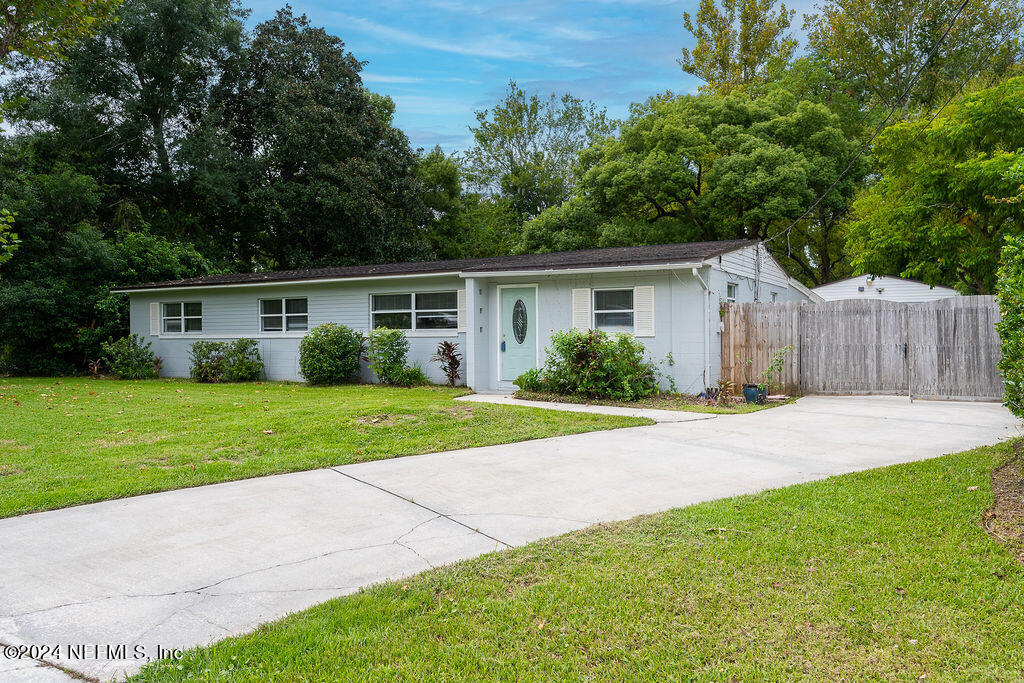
[367,327,410,385]
[997,235,1024,417]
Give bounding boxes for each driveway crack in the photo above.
[331,468,513,549]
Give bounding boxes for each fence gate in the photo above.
[906,296,1003,400]
[720,296,1002,400]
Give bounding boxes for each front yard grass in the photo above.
[0,377,648,518]
[136,439,1024,681]
[514,389,794,414]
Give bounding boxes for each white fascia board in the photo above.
[114,271,463,294]
[461,262,703,278]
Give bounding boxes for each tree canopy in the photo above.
[521,90,865,285]
[846,76,1024,294]
[679,0,797,93]
[464,81,615,221]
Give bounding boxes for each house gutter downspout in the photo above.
[691,266,712,391]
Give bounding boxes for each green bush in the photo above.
[189,341,226,383]
[514,368,545,392]
[533,329,660,401]
[367,327,410,385]
[223,339,264,382]
[299,323,364,385]
[997,235,1024,417]
[189,339,264,383]
[393,364,430,387]
[101,334,160,379]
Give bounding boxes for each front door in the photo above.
[500,286,537,381]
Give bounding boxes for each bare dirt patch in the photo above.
[984,441,1024,562]
[0,464,24,476]
[355,413,418,427]
[443,406,476,420]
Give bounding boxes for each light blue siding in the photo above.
[129,276,467,384]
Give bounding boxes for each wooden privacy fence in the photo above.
[721,296,1003,400]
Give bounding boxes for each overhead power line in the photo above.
[762,0,972,249]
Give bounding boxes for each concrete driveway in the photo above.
[1,396,1018,681]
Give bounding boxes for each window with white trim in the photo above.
[770,291,778,302]
[371,292,458,330]
[260,297,308,332]
[593,289,634,332]
[162,302,202,333]
[726,283,738,303]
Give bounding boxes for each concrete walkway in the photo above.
[0,396,1018,681]
[455,392,716,422]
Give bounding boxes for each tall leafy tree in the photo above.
[679,0,797,93]
[212,7,431,269]
[418,146,517,259]
[2,0,247,239]
[805,0,1024,112]
[464,81,615,220]
[1,0,120,63]
[525,90,865,285]
[846,76,1024,294]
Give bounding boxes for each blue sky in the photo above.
[247,0,712,153]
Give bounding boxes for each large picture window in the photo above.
[162,302,202,333]
[372,291,458,330]
[260,298,308,332]
[593,289,634,332]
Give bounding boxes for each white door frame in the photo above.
[496,283,540,383]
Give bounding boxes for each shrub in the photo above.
[430,340,462,387]
[514,368,545,392]
[189,340,226,383]
[101,334,160,379]
[190,339,264,383]
[393,364,430,387]
[367,327,410,385]
[299,323,364,385]
[997,235,1024,417]
[223,339,264,382]
[539,329,660,401]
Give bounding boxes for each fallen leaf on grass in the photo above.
[262,430,275,435]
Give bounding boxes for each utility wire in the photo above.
[762,0,972,248]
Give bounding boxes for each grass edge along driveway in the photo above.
[0,378,648,518]
[135,439,1024,681]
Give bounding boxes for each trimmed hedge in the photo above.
[299,323,364,385]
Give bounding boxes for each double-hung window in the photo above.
[162,302,202,333]
[726,283,738,303]
[260,298,308,332]
[593,289,634,332]
[371,292,458,330]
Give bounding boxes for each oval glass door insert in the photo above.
[512,299,528,344]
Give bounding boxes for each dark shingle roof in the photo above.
[113,239,757,291]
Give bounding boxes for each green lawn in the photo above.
[514,389,793,414]
[136,440,1023,681]
[0,378,647,518]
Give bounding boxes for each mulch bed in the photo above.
[984,440,1024,562]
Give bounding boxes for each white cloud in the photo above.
[362,73,425,83]
[336,13,543,62]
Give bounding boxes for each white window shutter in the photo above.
[572,288,591,330]
[149,302,160,336]
[634,286,655,337]
[457,288,466,332]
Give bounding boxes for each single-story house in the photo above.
[812,275,960,304]
[113,239,814,392]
